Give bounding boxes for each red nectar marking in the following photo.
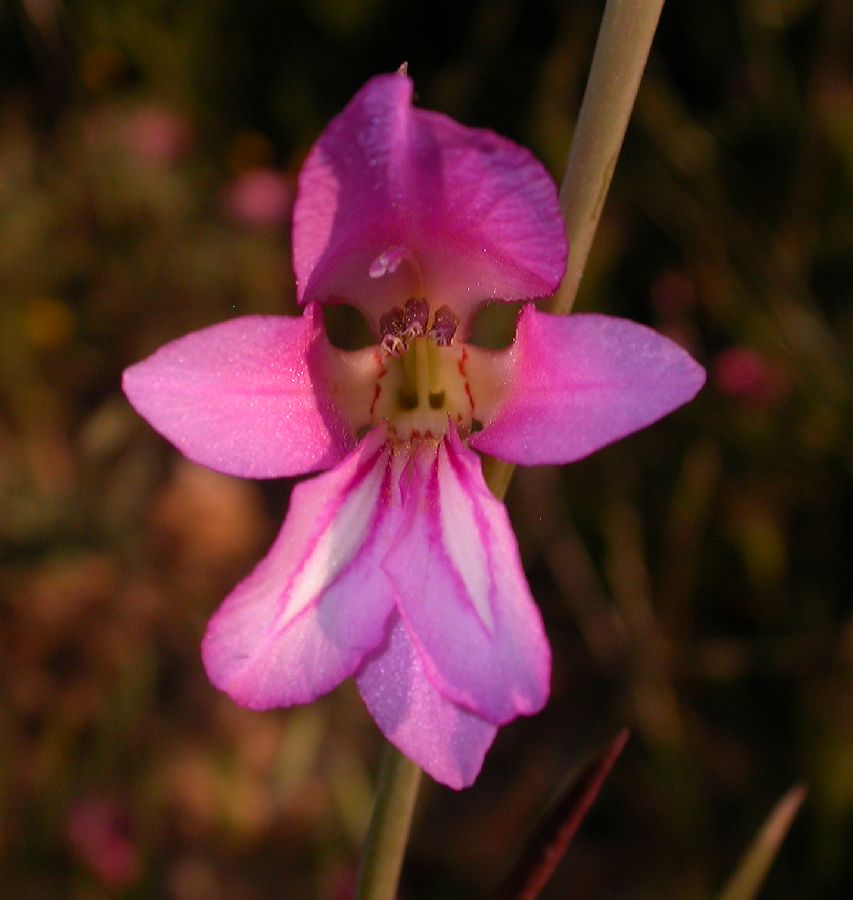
[458,347,475,412]
[369,350,387,418]
[369,383,381,417]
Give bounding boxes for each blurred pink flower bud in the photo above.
[66,795,140,889]
[713,346,788,405]
[224,168,294,229]
[122,105,193,166]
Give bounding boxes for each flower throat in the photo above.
[371,297,474,441]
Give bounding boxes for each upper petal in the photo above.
[356,613,497,790]
[202,426,400,709]
[293,73,567,332]
[122,305,361,478]
[383,431,551,725]
[471,307,706,465]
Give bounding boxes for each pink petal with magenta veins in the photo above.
[383,431,550,726]
[293,73,566,333]
[357,613,497,790]
[471,307,706,465]
[202,427,401,709]
[122,305,361,479]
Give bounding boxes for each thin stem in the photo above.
[549,0,666,317]
[483,0,665,498]
[355,744,423,900]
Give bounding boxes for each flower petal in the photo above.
[293,73,566,332]
[122,305,361,478]
[356,613,497,790]
[471,307,706,465]
[202,427,400,709]
[383,431,550,725]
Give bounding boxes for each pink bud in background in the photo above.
[66,795,140,889]
[713,346,789,405]
[122,105,193,166]
[224,168,294,229]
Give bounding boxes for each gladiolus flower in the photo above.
[123,73,705,788]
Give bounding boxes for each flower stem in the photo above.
[483,0,665,498]
[548,0,666,318]
[355,744,423,900]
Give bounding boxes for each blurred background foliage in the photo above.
[0,0,851,897]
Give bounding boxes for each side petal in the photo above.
[471,307,706,465]
[122,305,359,478]
[202,427,399,709]
[384,431,550,725]
[356,613,497,790]
[293,73,566,331]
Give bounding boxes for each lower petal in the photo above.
[202,427,399,709]
[356,613,497,790]
[384,431,551,725]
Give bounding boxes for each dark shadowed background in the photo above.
[1,0,851,897]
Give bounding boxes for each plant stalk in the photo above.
[355,744,422,900]
[484,0,666,498]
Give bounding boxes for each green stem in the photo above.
[355,744,423,900]
[550,0,666,317]
[483,0,666,499]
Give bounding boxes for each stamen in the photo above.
[429,305,459,347]
[380,334,405,355]
[426,339,443,396]
[402,297,429,341]
[379,305,407,356]
[414,336,430,410]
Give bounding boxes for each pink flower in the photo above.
[224,168,294,229]
[66,795,140,889]
[121,105,193,166]
[713,345,789,406]
[123,73,705,788]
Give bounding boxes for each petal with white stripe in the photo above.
[202,426,400,709]
[384,431,550,725]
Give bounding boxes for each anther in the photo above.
[429,305,459,347]
[381,333,406,355]
[402,297,430,341]
[379,305,407,356]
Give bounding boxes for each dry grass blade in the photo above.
[496,729,629,900]
[716,785,807,900]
